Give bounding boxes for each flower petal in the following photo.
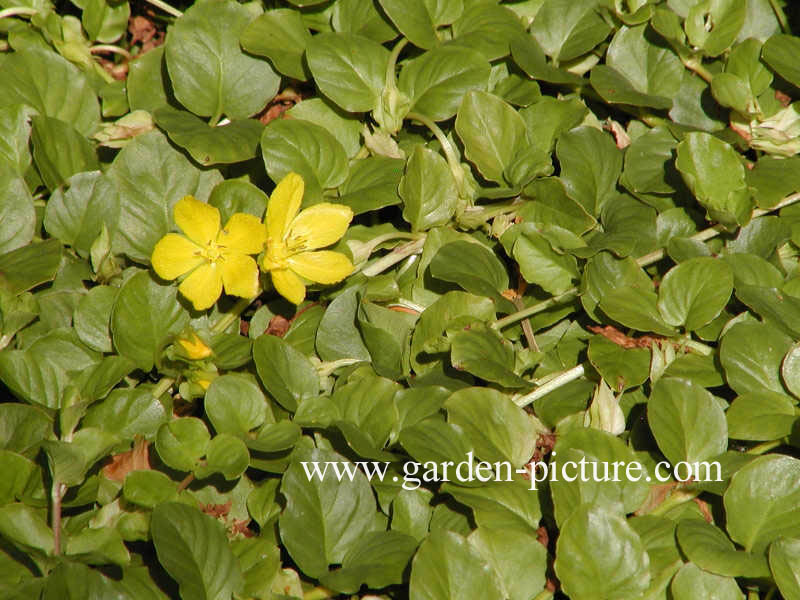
[271,268,306,304]
[174,196,220,246]
[178,263,223,311]
[221,253,260,299]
[151,233,204,280]
[288,203,353,251]
[266,173,304,243]
[219,213,266,255]
[287,251,353,284]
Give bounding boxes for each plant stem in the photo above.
[176,473,195,493]
[361,238,426,277]
[648,488,701,517]
[492,289,579,330]
[0,6,38,19]
[514,364,586,408]
[51,481,65,555]
[90,45,133,60]
[406,111,465,196]
[211,295,255,335]
[746,439,785,455]
[143,0,182,17]
[386,38,408,88]
[681,55,714,84]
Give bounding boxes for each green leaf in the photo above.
[332,374,400,450]
[205,374,267,436]
[44,171,118,258]
[762,33,800,89]
[111,271,189,372]
[557,126,623,215]
[769,538,800,600]
[253,334,319,412]
[400,145,458,231]
[239,8,311,80]
[530,0,611,62]
[555,504,650,600]
[0,450,34,505]
[685,0,746,56]
[154,107,263,166]
[260,118,348,205]
[0,48,100,136]
[0,503,53,556]
[657,257,733,331]
[155,417,210,472]
[676,519,769,578]
[726,390,797,441]
[510,33,585,85]
[151,502,243,600]
[81,0,130,43]
[31,116,99,191]
[73,285,116,353]
[513,230,579,296]
[65,526,130,567]
[330,0,397,42]
[590,25,683,108]
[445,387,536,466]
[108,130,222,263]
[305,32,389,112]
[450,326,530,388]
[670,562,745,600]
[649,377,728,465]
[450,3,525,61]
[735,285,800,338]
[430,241,508,297]
[0,239,62,294]
[725,455,800,553]
[378,0,437,49]
[599,286,675,336]
[0,403,52,455]
[0,168,34,255]
[197,433,249,480]
[279,447,376,578]
[782,342,800,399]
[83,387,169,439]
[165,0,279,119]
[316,288,371,362]
[409,529,503,600]
[675,132,752,229]
[0,104,34,176]
[126,47,169,114]
[399,45,490,121]
[321,531,418,593]
[720,321,792,395]
[588,335,650,392]
[208,179,267,222]
[469,526,547,600]
[339,156,404,214]
[455,90,527,184]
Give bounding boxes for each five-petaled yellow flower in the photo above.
[261,173,354,304]
[151,197,265,310]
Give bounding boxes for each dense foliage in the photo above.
[2,0,800,598]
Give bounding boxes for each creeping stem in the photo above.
[405,111,466,197]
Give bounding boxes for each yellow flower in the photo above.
[151,196,265,311]
[261,173,354,304]
[176,331,212,360]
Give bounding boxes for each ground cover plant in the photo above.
[3,0,800,597]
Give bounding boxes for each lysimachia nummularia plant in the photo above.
[3,0,800,598]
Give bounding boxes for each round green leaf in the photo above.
[588,335,650,392]
[409,529,503,600]
[123,470,178,508]
[444,387,536,467]
[769,538,800,600]
[782,342,800,399]
[555,504,650,600]
[720,321,793,395]
[110,271,190,372]
[724,454,800,553]
[726,390,797,441]
[74,285,116,353]
[400,144,458,231]
[670,562,745,600]
[0,168,35,255]
[239,8,311,80]
[657,257,733,331]
[155,417,210,472]
[253,334,319,412]
[648,377,728,465]
[676,518,770,578]
[305,32,389,112]
[205,374,268,436]
[165,0,280,119]
[198,433,249,480]
[151,502,243,600]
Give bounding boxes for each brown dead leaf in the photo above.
[230,518,254,538]
[257,89,303,125]
[589,325,665,349]
[776,89,792,108]
[634,481,679,516]
[201,501,232,519]
[693,497,713,523]
[102,437,150,482]
[604,119,631,149]
[266,315,290,337]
